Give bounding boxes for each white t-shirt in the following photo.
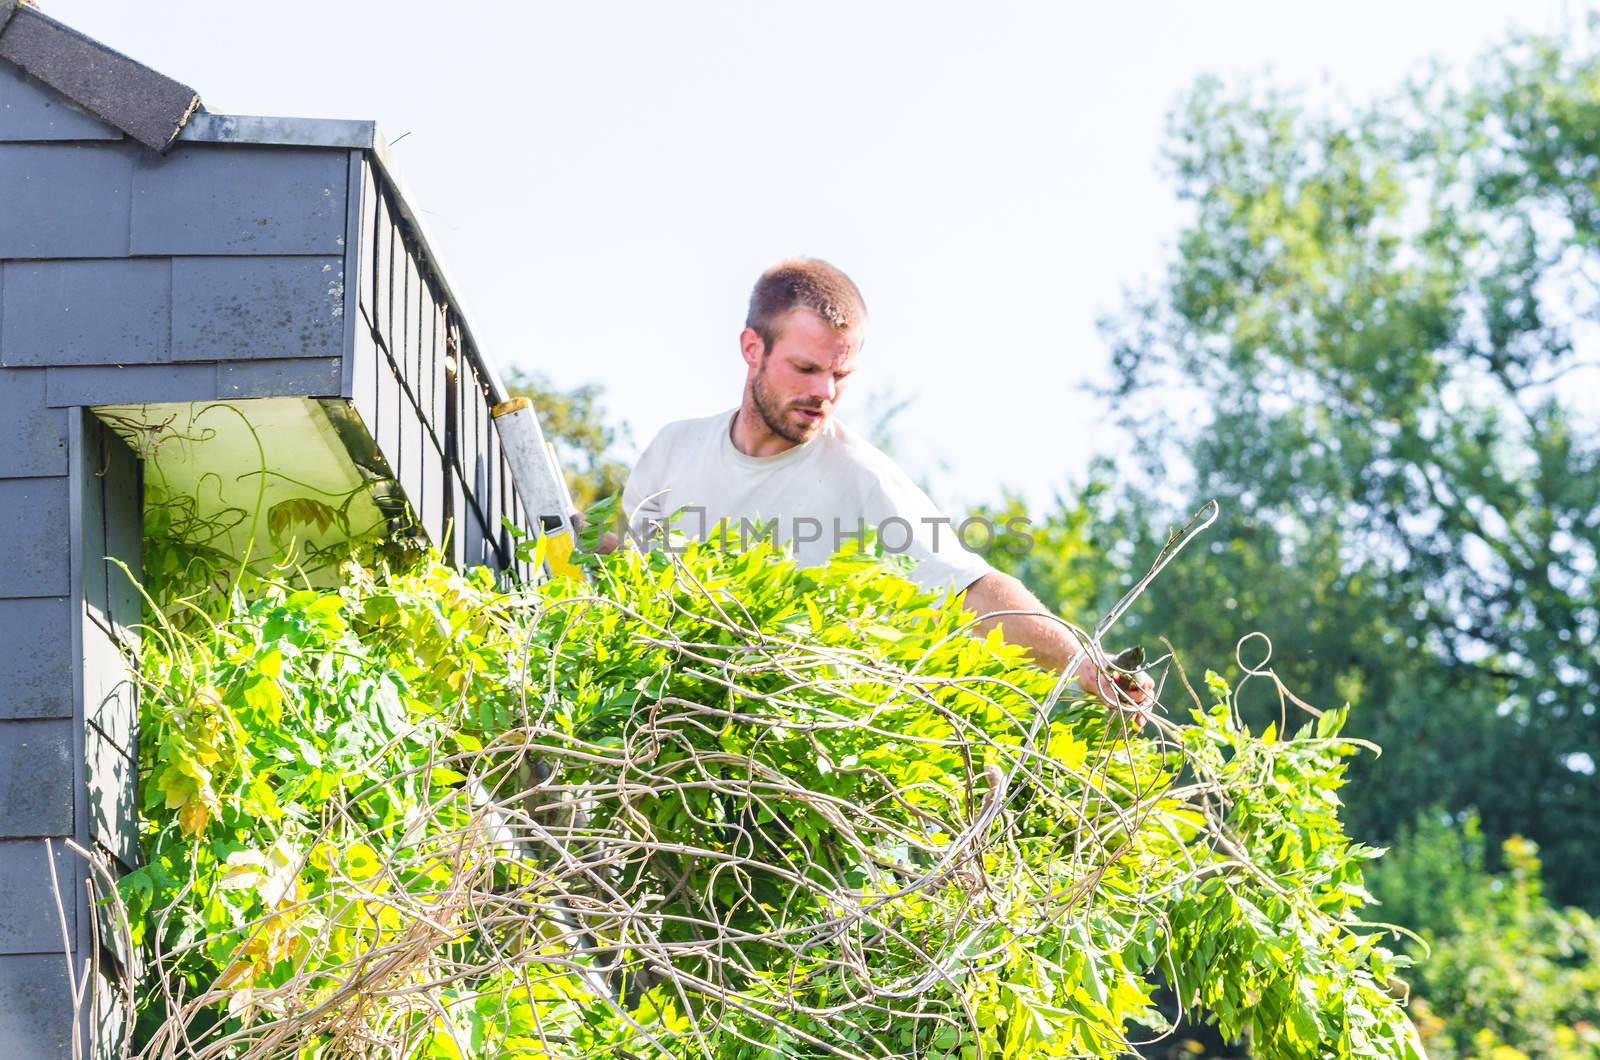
[620,408,994,596]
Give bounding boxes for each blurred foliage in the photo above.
[503,368,632,510]
[1064,23,1600,908]
[970,487,1102,616]
[1369,812,1600,1058]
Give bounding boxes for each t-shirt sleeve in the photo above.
[859,459,994,598]
[620,428,675,549]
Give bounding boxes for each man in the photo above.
[608,258,1147,711]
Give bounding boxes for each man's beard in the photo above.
[750,363,824,446]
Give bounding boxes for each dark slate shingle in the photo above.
[171,256,345,360]
[0,368,68,477]
[0,141,133,258]
[0,597,71,721]
[0,721,73,838]
[0,6,198,151]
[1,259,171,367]
[0,477,69,597]
[0,63,121,141]
[131,144,348,255]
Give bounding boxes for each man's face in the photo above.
[741,309,861,445]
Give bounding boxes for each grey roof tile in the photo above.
[0,5,199,150]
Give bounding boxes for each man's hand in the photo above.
[960,571,1155,720]
[1077,654,1155,728]
[570,511,620,555]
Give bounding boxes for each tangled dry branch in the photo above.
[64,505,1417,1059]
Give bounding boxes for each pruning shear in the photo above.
[1109,644,1146,692]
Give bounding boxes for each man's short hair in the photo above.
[746,258,867,353]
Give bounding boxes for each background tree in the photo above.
[1037,26,1600,908]
[503,368,632,509]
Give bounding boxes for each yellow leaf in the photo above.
[158,766,196,810]
[804,595,825,633]
[214,957,258,989]
[1046,726,1089,771]
[257,840,302,908]
[226,986,257,1021]
[217,850,266,891]
[344,842,381,882]
[179,800,211,835]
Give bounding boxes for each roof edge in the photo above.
[178,112,377,149]
[0,4,200,150]
[155,116,506,404]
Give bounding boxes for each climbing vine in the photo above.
[115,501,1423,1058]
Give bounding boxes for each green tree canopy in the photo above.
[1068,28,1600,904]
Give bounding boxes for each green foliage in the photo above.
[1363,811,1492,946]
[123,560,493,1044]
[953,27,1600,1050]
[1080,26,1600,906]
[123,505,1421,1057]
[1369,813,1600,1059]
[968,489,1101,620]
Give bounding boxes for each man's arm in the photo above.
[959,571,1149,710]
[577,426,679,557]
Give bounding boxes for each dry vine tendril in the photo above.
[107,507,1424,1059]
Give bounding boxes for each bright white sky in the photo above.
[56,0,1574,512]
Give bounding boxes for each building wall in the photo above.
[1,63,535,573]
[0,95,353,404]
[0,74,356,1053]
[0,404,140,1055]
[0,63,539,1053]
[0,361,79,1054]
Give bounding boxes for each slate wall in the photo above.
[0,407,140,1056]
[0,86,354,404]
[0,67,353,1054]
[0,63,538,1053]
[0,364,78,1052]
